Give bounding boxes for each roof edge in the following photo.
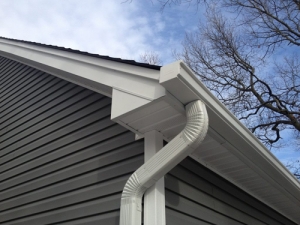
[0,38,165,100]
[0,36,161,70]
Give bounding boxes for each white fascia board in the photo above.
[0,39,165,100]
[160,61,300,220]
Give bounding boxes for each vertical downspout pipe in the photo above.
[119,100,209,225]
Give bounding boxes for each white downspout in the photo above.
[119,100,209,225]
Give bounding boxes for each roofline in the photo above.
[0,38,165,100]
[182,61,299,186]
[161,60,300,187]
[0,36,161,70]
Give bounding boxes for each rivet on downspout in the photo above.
[119,100,209,225]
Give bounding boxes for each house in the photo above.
[0,36,299,225]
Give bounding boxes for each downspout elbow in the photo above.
[119,100,209,225]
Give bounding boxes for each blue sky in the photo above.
[0,0,298,169]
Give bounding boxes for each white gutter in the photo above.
[160,61,300,223]
[119,100,209,225]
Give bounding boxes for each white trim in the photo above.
[0,39,165,100]
[144,130,165,225]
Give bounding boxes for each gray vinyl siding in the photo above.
[0,56,144,224]
[166,157,297,225]
[1,55,296,225]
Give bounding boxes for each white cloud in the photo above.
[0,0,206,65]
[0,0,173,62]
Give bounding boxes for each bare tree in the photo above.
[139,51,162,65]
[224,0,300,52]
[135,0,300,178]
[125,0,206,11]
[286,160,300,180]
[156,0,204,10]
[177,1,300,150]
